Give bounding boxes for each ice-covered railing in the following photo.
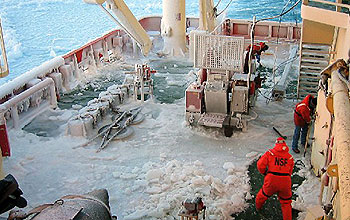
[0,28,133,130]
[0,58,63,129]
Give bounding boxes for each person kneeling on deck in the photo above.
[291,95,317,153]
[256,137,294,220]
[244,42,269,74]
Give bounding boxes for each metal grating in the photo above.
[193,33,244,72]
[198,113,226,128]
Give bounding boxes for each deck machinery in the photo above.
[186,32,259,137]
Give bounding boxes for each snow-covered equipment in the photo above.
[7,189,116,220]
[96,107,142,152]
[73,107,143,152]
[186,32,262,136]
[124,64,156,102]
[179,197,206,219]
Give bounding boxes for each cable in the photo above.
[246,109,259,121]
[214,0,222,9]
[277,0,293,44]
[272,55,298,72]
[216,0,234,17]
[272,0,294,90]
[258,89,274,102]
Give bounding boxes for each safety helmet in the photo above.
[259,42,269,51]
[275,137,286,144]
[275,137,288,150]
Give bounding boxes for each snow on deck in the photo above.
[3,95,320,219]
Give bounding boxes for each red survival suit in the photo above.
[294,94,313,127]
[255,137,294,220]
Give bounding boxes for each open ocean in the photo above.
[0,0,301,84]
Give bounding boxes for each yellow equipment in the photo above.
[0,18,9,78]
[83,0,152,56]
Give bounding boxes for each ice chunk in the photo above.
[146,186,162,194]
[224,175,237,185]
[160,153,167,161]
[120,173,137,180]
[191,176,206,186]
[194,160,203,166]
[223,162,235,170]
[245,192,252,200]
[146,169,164,181]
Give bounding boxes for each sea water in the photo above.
[0,0,301,85]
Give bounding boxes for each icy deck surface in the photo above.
[4,53,320,219]
[5,97,320,219]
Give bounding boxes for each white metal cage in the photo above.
[193,33,244,72]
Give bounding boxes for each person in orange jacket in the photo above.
[291,95,317,153]
[244,42,269,74]
[256,137,294,220]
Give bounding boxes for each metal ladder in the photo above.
[297,43,331,99]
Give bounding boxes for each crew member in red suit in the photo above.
[255,137,294,220]
[244,42,269,74]
[291,95,317,153]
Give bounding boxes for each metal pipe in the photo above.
[98,4,142,47]
[162,0,186,56]
[0,78,57,129]
[247,16,256,88]
[331,70,350,220]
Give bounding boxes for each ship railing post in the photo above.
[0,78,57,129]
[141,66,145,102]
[49,79,58,109]
[90,45,97,68]
[10,106,19,129]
